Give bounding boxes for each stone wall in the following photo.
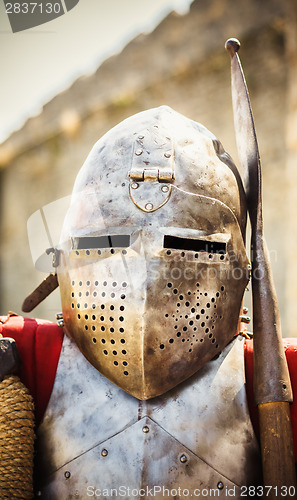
[0,0,295,336]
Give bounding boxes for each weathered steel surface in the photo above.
[37,335,260,499]
[56,106,250,399]
[226,38,292,405]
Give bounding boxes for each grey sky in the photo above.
[0,0,192,142]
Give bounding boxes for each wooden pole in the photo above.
[258,402,296,498]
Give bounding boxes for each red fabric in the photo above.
[0,314,64,426]
[245,338,297,461]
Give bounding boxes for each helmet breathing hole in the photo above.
[69,275,225,384]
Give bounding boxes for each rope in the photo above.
[0,375,35,500]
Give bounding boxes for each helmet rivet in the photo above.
[145,203,153,211]
[64,471,71,479]
[142,425,149,433]
[217,481,224,490]
[164,152,171,158]
[101,449,108,457]
[131,182,139,190]
[138,135,144,140]
[135,149,143,156]
[161,185,169,193]
[180,454,188,463]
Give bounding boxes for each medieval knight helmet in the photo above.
[55,105,250,399]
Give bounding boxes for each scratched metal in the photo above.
[37,335,260,498]
[56,106,250,399]
[226,39,292,404]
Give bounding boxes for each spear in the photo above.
[225,38,296,496]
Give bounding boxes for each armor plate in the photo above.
[37,335,260,499]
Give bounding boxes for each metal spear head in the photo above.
[225,38,292,404]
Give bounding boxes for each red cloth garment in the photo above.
[0,314,64,426]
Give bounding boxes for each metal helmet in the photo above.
[56,105,250,400]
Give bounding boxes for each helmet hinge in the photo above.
[128,128,174,212]
[129,167,174,183]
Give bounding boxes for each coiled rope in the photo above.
[0,375,35,499]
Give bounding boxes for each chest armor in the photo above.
[37,335,261,499]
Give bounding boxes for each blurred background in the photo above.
[0,0,297,337]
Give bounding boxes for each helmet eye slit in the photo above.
[72,235,130,250]
[163,235,226,254]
